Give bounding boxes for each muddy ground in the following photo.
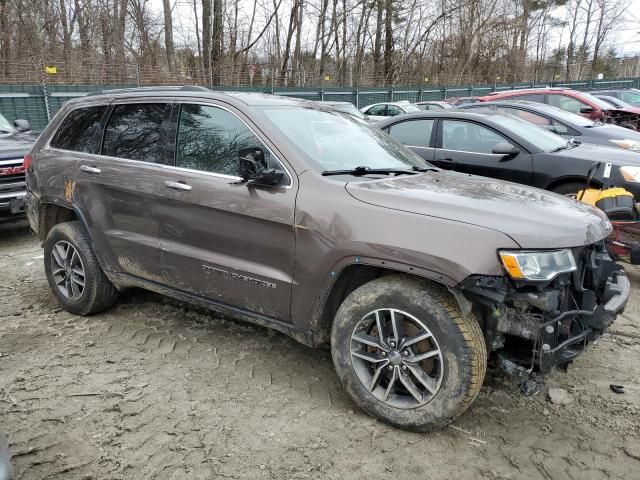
[0,219,639,480]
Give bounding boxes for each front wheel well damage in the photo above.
[314,265,451,345]
[38,203,77,242]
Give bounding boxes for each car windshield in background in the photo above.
[580,92,618,110]
[261,107,430,173]
[492,114,568,152]
[0,113,13,134]
[619,90,640,106]
[329,104,367,119]
[403,105,422,113]
[537,104,594,127]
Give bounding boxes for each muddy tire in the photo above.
[44,221,118,315]
[331,275,486,431]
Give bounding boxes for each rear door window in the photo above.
[102,103,170,162]
[176,104,275,177]
[50,106,107,153]
[388,120,434,147]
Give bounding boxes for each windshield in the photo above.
[0,113,13,134]
[535,103,594,126]
[328,103,366,119]
[403,104,422,113]
[579,92,617,110]
[261,107,430,173]
[491,114,568,152]
[620,90,640,106]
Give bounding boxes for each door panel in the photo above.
[73,156,163,281]
[72,102,171,281]
[435,119,533,184]
[157,102,296,321]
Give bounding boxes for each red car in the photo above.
[478,88,640,130]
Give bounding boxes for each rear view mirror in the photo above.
[14,119,30,132]
[238,147,284,186]
[580,106,595,114]
[492,142,520,157]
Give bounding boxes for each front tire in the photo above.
[331,275,486,431]
[44,221,118,315]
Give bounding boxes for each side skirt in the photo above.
[107,272,316,347]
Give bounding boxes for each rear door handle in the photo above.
[163,180,192,191]
[80,165,101,174]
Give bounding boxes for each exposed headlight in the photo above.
[610,139,640,152]
[499,249,577,281]
[620,166,640,182]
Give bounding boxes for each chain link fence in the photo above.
[1,60,639,132]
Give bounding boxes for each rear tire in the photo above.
[44,221,118,315]
[330,275,486,431]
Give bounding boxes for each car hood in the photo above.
[554,142,640,164]
[587,123,640,142]
[0,132,37,160]
[346,171,612,248]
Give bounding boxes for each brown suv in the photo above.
[25,87,629,431]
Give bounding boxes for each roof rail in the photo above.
[487,85,570,96]
[86,85,210,96]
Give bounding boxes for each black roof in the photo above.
[374,109,504,128]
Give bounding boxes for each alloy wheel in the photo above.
[350,308,443,409]
[50,240,86,300]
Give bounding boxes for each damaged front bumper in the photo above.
[458,242,630,373]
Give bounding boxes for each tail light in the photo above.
[23,154,32,170]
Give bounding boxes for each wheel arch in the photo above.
[310,258,459,346]
[545,176,599,192]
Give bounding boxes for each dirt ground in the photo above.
[0,219,639,480]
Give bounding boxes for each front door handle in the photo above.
[79,165,101,174]
[163,180,192,191]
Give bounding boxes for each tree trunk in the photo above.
[373,0,383,83]
[162,0,176,73]
[383,0,393,85]
[202,0,211,85]
[211,0,223,84]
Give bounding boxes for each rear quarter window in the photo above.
[49,106,107,153]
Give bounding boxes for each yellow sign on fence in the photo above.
[45,66,57,74]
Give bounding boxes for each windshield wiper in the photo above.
[322,165,434,177]
[550,139,580,153]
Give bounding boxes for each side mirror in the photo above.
[492,142,520,157]
[543,125,559,134]
[580,106,594,114]
[238,147,284,186]
[14,119,30,132]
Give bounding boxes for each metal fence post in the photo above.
[136,64,141,87]
[390,86,394,102]
[355,86,359,108]
[40,60,51,122]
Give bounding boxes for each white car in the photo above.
[360,101,422,122]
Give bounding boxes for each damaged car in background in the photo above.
[25,87,629,431]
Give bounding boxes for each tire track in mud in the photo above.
[1,221,639,479]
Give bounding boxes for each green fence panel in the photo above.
[2,77,640,130]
